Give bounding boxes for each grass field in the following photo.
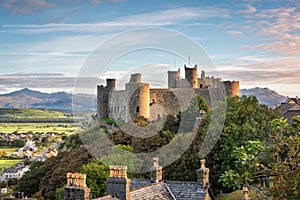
[0,123,78,134]
[0,108,70,119]
[0,146,18,153]
[216,190,259,200]
[0,159,21,169]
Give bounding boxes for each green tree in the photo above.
[18,147,93,199]
[262,117,300,199]
[206,96,280,192]
[18,161,45,197]
[55,187,64,200]
[100,144,141,172]
[80,160,109,198]
[219,140,263,190]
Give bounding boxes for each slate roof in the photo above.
[130,178,152,190]
[279,97,300,112]
[165,181,207,200]
[94,180,209,200]
[283,104,300,113]
[130,182,174,200]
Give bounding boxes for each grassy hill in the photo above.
[0,108,72,121]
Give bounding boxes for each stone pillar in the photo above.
[150,157,163,183]
[107,165,130,200]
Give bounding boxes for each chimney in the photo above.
[64,173,90,200]
[150,157,163,183]
[197,159,209,189]
[107,165,130,200]
[242,186,250,200]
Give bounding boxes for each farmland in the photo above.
[0,123,77,134]
[0,108,70,119]
[0,108,79,134]
[0,159,22,169]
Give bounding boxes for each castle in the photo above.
[97,65,239,122]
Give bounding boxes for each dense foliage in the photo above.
[17,161,45,197]
[206,96,280,192]
[16,95,296,199]
[80,160,109,198]
[18,147,93,199]
[262,117,300,199]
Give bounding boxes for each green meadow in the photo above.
[0,123,77,134]
[0,108,69,119]
[0,146,18,153]
[0,159,22,169]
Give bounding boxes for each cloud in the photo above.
[0,73,100,94]
[1,0,124,15]
[241,6,300,56]
[228,30,243,36]
[1,0,56,15]
[1,7,229,34]
[237,5,257,14]
[215,57,300,85]
[0,73,75,88]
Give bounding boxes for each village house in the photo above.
[64,158,213,200]
[278,96,300,123]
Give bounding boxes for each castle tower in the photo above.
[223,81,240,96]
[185,64,198,88]
[167,69,180,88]
[97,79,116,118]
[130,73,142,83]
[137,84,150,118]
[106,78,116,90]
[126,74,150,120]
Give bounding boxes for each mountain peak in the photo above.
[240,87,286,107]
[0,88,95,111]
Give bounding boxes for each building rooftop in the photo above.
[92,159,212,200]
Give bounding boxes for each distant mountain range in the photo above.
[0,88,95,112]
[0,87,287,111]
[240,87,287,107]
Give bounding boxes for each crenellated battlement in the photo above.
[97,64,239,122]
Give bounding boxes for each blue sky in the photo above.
[0,0,299,96]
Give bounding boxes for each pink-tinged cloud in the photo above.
[216,57,300,85]
[1,0,56,15]
[242,7,300,56]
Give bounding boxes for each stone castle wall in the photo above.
[149,89,180,121]
[97,65,239,122]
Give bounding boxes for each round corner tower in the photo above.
[184,64,198,88]
[223,81,240,97]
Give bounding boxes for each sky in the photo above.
[0,0,299,96]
